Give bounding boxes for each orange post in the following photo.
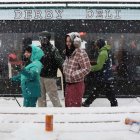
[45,115,53,131]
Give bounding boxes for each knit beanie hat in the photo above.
[39,31,51,41]
[96,39,105,49]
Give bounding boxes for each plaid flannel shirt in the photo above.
[63,48,91,83]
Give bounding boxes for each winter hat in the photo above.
[73,32,80,38]
[39,31,51,41]
[66,32,80,42]
[96,39,105,49]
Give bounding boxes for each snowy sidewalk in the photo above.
[1,90,140,107]
[0,107,140,140]
[1,96,140,107]
[1,93,140,140]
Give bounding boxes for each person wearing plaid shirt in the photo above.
[63,32,91,107]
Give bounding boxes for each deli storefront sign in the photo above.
[0,8,140,20]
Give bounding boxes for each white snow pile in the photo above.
[0,106,139,140]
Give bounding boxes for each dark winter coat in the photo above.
[40,43,64,78]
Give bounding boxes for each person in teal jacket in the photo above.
[82,39,118,107]
[11,46,43,107]
[22,37,44,66]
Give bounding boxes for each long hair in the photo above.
[65,35,75,57]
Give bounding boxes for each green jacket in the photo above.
[11,60,42,98]
[91,45,111,72]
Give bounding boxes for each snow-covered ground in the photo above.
[1,97,140,107]
[1,90,140,107]
[0,91,140,140]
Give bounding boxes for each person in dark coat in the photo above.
[11,46,43,107]
[38,31,64,107]
[82,39,118,107]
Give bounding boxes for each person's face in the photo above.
[66,36,72,49]
[24,51,31,58]
[39,36,49,45]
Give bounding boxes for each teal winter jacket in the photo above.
[30,44,44,62]
[11,44,43,98]
[12,60,42,98]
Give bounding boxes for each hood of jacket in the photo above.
[30,44,44,62]
[99,45,111,52]
[66,32,81,48]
